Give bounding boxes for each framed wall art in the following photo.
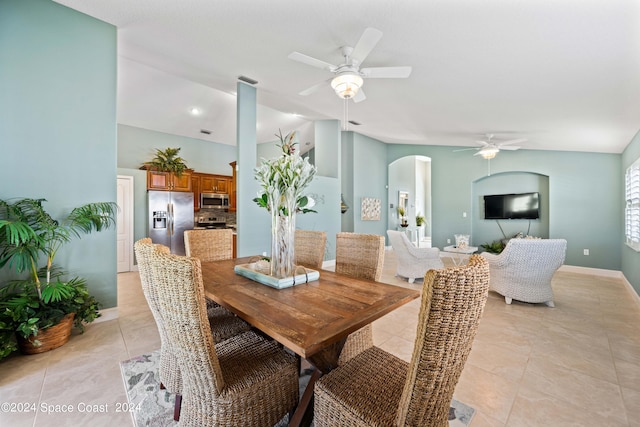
[361,197,381,221]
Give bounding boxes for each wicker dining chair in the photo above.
[184,229,233,262]
[335,232,385,365]
[147,249,299,427]
[134,239,251,421]
[184,228,234,309]
[314,255,490,427]
[294,229,327,269]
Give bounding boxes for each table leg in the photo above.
[289,369,321,427]
[288,338,346,427]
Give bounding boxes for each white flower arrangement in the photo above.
[253,130,317,215]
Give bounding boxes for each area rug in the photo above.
[120,350,475,426]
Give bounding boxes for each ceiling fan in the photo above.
[454,134,527,159]
[287,27,412,103]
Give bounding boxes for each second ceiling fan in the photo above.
[455,134,527,159]
[288,27,412,102]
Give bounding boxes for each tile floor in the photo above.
[1,251,639,426]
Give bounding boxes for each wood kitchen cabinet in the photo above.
[191,172,232,211]
[229,161,237,212]
[191,174,201,210]
[146,170,192,192]
[200,175,229,194]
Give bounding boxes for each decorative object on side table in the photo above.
[454,234,470,249]
[253,129,317,280]
[0,198,117,360]
[397,206,408,227]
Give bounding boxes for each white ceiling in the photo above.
[55,0,640,153]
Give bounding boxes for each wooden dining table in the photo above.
[200,257,421,427]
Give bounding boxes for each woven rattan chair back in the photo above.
[184,228,233,262]
[133,239,181,394]
[335,232,384,281]
[335,232,385,364]
[147,250,226,394]
[147,250,299,426]
[395,255,490,426]
[295,229,326,269]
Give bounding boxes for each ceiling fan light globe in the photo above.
[479,147,499,159]
[331,73,363,99]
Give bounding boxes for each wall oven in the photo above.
[201,193,229,210]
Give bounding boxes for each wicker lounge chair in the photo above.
[481,238,567,307]
[387,230,444,283]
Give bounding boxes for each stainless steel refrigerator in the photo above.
[148,190,194,255]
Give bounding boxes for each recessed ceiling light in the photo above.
[190,107,201,116]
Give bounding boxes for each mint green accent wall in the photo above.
[296,176,341,260]
[0,0,118,306]
[118,124,236,175]
[237,83,268,256]
[341,132,355,232]
[315,120,341,178]
[387,146,623,271]
[346,132,388,235]
[622,130,640,294]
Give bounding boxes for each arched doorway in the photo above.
[388,156,432,246]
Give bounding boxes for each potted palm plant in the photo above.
[141,147,189,177]
[0,198,117,360]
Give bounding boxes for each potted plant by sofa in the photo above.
[0,198,117,360]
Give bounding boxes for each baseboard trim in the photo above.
[93,307,119,324]
[558,264,623,278]
[559,265,640,307]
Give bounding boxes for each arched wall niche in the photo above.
[388,155,432,245]
[472,171,550,247]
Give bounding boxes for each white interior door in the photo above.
[117,176,134,272]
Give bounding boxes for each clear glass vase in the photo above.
[269,188,297,278]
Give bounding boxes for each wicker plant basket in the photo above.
[16,313,75,355]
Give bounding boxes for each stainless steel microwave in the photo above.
[201,193,229,209]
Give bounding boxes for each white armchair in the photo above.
[387,230,444,284]
[480,238,567,307]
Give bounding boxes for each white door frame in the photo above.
[117,175,135,272]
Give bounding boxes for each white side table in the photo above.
[442,245,478,266]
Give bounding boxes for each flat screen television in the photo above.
[483,192,540,220]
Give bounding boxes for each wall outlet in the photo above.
[583,249,589,256]
[447,239,451,244]
[462,212,467,218]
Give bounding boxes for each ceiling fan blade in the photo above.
[475,140,490,147]
[298,79,331,96]
[360,66,412,78]
[351,27,383,64]
[453,147,480,152]
[499,146,521,151]
[288,51,337,72]
[499,138,527,146]
[353,88,366,103]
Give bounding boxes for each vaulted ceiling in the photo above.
[55,0,640,153]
